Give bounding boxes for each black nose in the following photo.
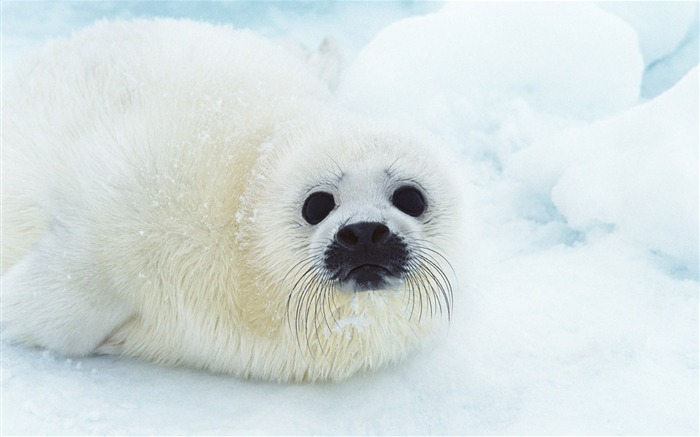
[335,222,390,249]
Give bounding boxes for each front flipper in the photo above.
[1,232,134,356]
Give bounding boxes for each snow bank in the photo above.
[339,2,643,123]
[600,1,700,98]
[509,67,699,278]
[600,1,698,65]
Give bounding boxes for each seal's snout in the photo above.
[326,221,408,291]
[335,222,390,249]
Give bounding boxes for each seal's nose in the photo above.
[335,222,390,249]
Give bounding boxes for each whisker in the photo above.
[412,252,452,320]
[283,232,456,366]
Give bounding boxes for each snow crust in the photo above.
[1,1,698,435]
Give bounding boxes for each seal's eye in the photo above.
[392,186,426,217]
[302,191,335,225]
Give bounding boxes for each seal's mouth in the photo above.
[343,264,397,292]
[323,222,409,292]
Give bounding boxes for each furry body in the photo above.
[1,20,459,382]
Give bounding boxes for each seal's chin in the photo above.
[343,265,400,292]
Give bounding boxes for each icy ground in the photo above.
[1,1,698,435]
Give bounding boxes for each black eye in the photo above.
[392,186,426,217]
[302,191,335,225]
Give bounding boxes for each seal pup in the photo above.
[1,19,461,382]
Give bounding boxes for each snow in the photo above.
[599,1,700,98]
[509,67,699,278]
[599,1,697,64]
[2,1,698,435]
[340,2,644,121]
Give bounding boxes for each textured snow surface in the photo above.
[1,1,698,435]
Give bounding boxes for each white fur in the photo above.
[1,19,461,382]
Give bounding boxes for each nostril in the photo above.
[336,222,391,249]
[336,226,359,247]
[371,223,390,244]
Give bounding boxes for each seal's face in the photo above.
[242,121,460,379]
[303,175,435,294]
[324,220,409,292]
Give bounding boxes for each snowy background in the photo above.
[1,1,698,435]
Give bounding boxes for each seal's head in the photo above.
[237,116,461,381]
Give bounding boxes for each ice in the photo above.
[1,1,698,435]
